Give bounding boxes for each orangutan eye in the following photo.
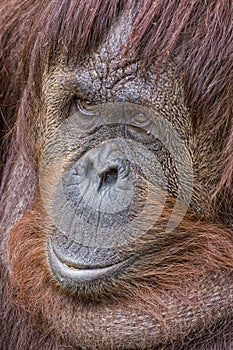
[68,97,100,133]
[130,112,150,126]
[130,112,152,128]
[76,98,97,116]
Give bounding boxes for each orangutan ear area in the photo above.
[0,1,232,350]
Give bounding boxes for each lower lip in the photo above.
[48,242,128,282]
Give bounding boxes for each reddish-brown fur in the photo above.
[0,1,233,349]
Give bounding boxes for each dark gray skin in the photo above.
[41,16,192,287]
[1,10,233,350]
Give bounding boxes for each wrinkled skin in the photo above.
[0,7,233,350]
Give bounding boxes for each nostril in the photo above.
[98,167,118,191]
[103,167,118,184]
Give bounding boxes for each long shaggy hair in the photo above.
[3,197,233,349]
[0,1,233,349]
[1,0,232,192]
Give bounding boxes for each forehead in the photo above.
[65,12,138,103]
[45,13,184,107]
[42,10,190,138]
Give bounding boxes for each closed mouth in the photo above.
[48,240,129,283]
